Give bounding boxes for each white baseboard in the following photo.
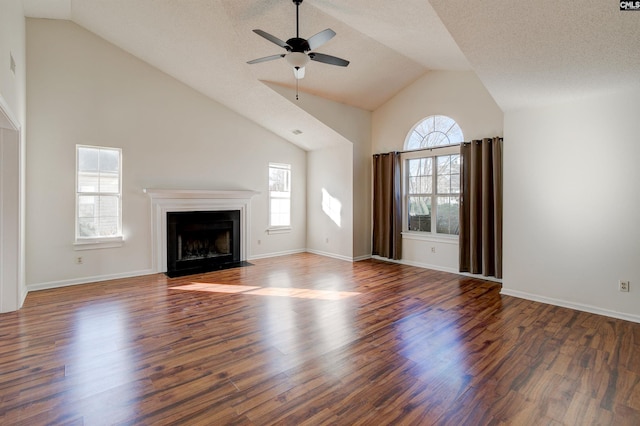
[353,254,372,262]
[305,249,354,262]
[252,249,370,263]
[248,248,306,261]
[27,269,155,292]
[26,249,340,292]
[24,252,640,325]
[371,255,459,275]
[370,255,503,284]
[24,251,495,294]
[391,257,459,274]
[500,288,640,324]
[372,257,638,323]
[20,286,28,308]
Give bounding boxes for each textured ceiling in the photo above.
[430,0,640,111]
[22,0,640,149]
[22,0,468,150]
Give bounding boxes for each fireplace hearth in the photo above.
[167,210,243,277]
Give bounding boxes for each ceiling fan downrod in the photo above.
[294,0,302,38]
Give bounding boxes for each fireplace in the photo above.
[144,188,259,276]
[166,210,241,277]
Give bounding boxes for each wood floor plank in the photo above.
[1,253,639,425]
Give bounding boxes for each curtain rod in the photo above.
[398,142,462,155]
[374,138,504,156]
[373,137,504,156]
[372,143,459,157]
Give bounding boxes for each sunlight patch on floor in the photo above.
[170,282,360,300]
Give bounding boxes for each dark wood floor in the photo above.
[1,253,639,425]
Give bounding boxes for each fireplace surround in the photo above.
[144,189,259,275]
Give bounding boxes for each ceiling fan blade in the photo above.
[247,54,285,64]
[309,52,349,67]
[253,29,291,50]
[293,67,306,80]
[307,28,336,51]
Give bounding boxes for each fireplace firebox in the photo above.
[166,210,241,277]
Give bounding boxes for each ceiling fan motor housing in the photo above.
[286,37,310,53]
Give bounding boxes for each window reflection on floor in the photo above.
[396,309,468,398]
[65,302,137,423]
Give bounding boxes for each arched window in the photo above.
[403,116,463,236]
[405,115,464,150]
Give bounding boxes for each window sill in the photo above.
[267,227,292,235]
[74,237,124,251]
[401,231,458,245]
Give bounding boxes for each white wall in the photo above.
[265,83,372,259]
[26,19,306,289]
[503,90,640,322]
[0,0,27,312]
[372,71,503,271]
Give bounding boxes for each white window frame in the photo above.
[401,115,463,241]
[74,145,124,250]
[268,162,292,233]
[402,145,461,240]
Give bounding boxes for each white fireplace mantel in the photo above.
[144,189,260,273]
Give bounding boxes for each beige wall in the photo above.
[0,0,27,311]
[306,142,354,260]
[266,84,372,259]
[0,126,23,311]
[0,0,25,126]
[26,19,307,289]
[373,71,503,153]
[372,70,503,272]
[16,10,638,324]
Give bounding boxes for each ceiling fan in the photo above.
[247,0,350,80]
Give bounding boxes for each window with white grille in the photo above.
[76,145,122,243]
[268,163,291,229]
[403,116,463,236]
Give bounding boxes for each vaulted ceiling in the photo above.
[23,0,640,150]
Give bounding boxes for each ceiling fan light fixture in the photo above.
[293,66,305,79]
[285,52,310,68]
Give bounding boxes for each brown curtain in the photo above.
[459,137,503,278]
[372,152,402,260]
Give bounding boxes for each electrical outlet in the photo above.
[431,247,436,253]
[76,256,83,264]
[619,280,630,292]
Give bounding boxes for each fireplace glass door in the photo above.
[167,210,240,277]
